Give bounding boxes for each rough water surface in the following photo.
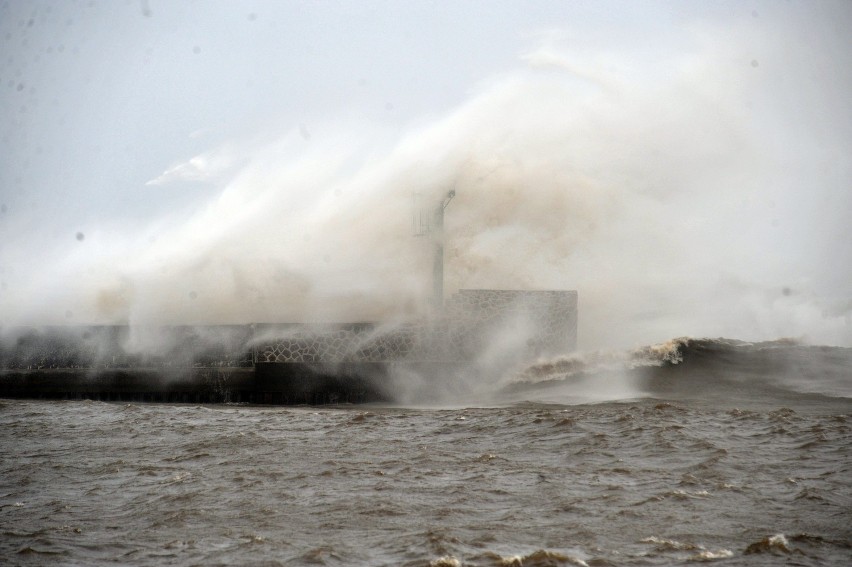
[1,340,851,566]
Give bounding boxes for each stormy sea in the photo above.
[1,337,850,566]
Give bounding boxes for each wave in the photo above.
[501,337,852,404]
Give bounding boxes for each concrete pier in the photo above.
[0,289,578,405]
[0,325,391,404]
[0,365,386,404]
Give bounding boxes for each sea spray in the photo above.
[0,10,849,352]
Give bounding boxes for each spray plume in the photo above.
[0,15,849,354]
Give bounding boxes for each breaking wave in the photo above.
[502,337,852,405]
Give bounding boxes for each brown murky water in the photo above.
[1,394,850,566]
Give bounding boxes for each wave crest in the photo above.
[503,337,852,404]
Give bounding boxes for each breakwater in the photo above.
[0,325,390,404]
[0,289,578,404]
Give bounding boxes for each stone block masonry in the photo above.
[256,289,578,364]
[0,289,577,404]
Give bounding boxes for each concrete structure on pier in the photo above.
[0,289,577,404]
[257,289,577,363]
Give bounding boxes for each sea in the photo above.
[1,338,850,566]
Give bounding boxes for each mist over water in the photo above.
[0,3,850,355]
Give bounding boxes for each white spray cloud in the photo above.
[0,12,849,351]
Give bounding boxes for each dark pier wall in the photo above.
[0,365,390,405]
[0,325,393,404]
[0,289,579,405]
[253,362,390,404]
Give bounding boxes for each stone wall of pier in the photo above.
[256,289,578,364]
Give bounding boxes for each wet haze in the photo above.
[0,0,850,349]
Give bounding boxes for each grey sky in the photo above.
[0,1,704,221]
[0,1,850,348]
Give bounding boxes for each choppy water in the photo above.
[1,339,851,566]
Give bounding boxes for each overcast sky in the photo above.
[1,1,695,218]
[0,0,850,348]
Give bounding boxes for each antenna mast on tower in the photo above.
[413,188,456,312]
